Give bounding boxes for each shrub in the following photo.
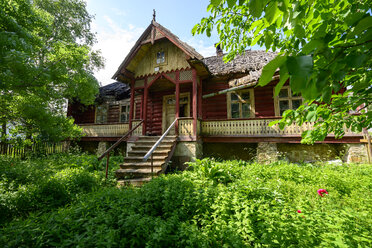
[1,158,371,247]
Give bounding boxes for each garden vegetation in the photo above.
[0,154,371,247]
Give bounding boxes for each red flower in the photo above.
[317,189,328,197]
[297,210,302,213]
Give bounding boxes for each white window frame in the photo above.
[227,89,255,119]
[274,86,304,116]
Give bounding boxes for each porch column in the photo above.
[192,69,197,136]
[143,77,148,135]
[129,79,135,130]
[198,78,202,118]
[175,71,180,134]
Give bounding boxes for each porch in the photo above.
[79,118,362,142]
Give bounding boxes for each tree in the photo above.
[0,0,103,143]
[193,0,371,143]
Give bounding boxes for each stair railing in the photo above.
[143,118,178,178]
[98,120,143,179]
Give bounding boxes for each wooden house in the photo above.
[68,20,368,184]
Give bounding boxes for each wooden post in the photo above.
[175,71,180,134]
[143,77,148,135]
[129,79,135,130]
[198,78,202,119]
[140,92,144,120]
[192,69,197,136]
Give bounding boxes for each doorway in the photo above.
[162,93,190,134]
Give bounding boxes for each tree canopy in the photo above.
[0,0,103,143]
[193,0,371,143]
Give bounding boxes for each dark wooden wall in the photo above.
[67,102,95,124]
[202,80,228,119]
[254,80,277,117]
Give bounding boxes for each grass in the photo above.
[0,155,371,247]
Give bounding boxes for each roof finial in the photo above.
[153,9,156,22]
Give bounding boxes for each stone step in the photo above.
[128,150,169,157]
[117,177,152,187]
[119,161,164,169]
[124,155,167,163]
[134,140,175,145]
[131,144,173,151]
[115,168,162,178]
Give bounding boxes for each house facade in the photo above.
[68,20,368,182]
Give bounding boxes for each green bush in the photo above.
[1,158,371,247]
[0,153,120,224]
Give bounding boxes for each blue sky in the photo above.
[85,0,219,85]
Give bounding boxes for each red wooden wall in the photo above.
[67,102,95,124]
[201,79,278,119]
[202,80,228,119]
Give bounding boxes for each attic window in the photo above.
[156,50,166,65]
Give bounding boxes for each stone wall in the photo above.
[257,142,278,164]
[343,144,369,163]
[171,141,203,170]
[203,143,257,161]
[277,143,346,163]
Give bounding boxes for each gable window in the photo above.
[120,103,130,123]
[227,89,255,119]
[155,48,167,66]
[95,104,108,124]
[274,86,303,116]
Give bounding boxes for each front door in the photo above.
[162,93,190,134]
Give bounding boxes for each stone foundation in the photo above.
[343,144,369,163]
[277,143,346,163]
[257,142,278,164]
[203,143,257,161]
[171,141,203,170]
[96,142,108,156]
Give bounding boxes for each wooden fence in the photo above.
[0,141,70,158]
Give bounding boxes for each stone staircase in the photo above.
[116,135,177,186]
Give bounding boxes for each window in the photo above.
[227,89,255,119]
[155,48,167,65]
[95,104,107,124]
[274,86,303,116]
[156,51,165,64]
[120,103,130,122]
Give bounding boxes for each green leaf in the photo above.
[274,65,289,96]
[354,16,372,35]
[249,0,263,18]
[210,0,223,7]
[258,55,287,86]
[265,1,279,24]
[302,39,324,54]
[227,0,237,8]
[294,25,305,39]
[287,56,313,92]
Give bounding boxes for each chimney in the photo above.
[215,43,223,57]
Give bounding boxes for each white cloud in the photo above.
[91,16,144,86]
[185,38,216,58]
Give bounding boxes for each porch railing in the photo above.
[201,118,356,137]
[98,120,143,179]
[81,123,129,137]
[178,118,193,136]
[131,120,143,136]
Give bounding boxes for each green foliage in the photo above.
[0,153,120,224]
[1,158,371,247]
[193,0,371,144]
[0,0,104,143]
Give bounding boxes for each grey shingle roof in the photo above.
[203,50,277,81]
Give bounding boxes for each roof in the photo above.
[97,82,130,101]
[112,20,203,81]
[203,50,277,85]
